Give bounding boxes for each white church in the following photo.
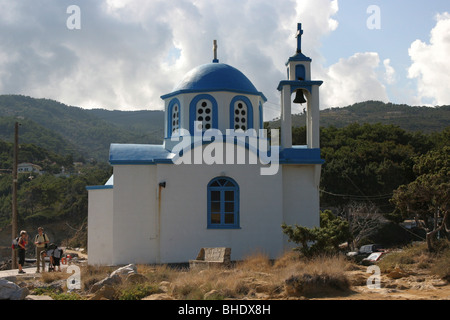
[86,23,324,265]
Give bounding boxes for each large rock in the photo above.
[0,279,29,300]
[159,281,171,293]
[26,295,53,300]
[110,264,137,278]
[125,273,148,284]
[89,285,117,300]
[387,266,409,279]
[142,293,173,300]
[90,274,122,293]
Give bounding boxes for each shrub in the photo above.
[284,255,350,297]
[282,210,351,257]
[237,252,272,272]
[378,242,428,272]
[430,241,450,281]
[118,283,160,300]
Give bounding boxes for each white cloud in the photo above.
[383,59,396,85]
[408,12,450,106]
[0,0,341,116]
[319,52,389,108]
[0,0,390,120]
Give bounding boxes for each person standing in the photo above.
[34,227,49,273]
[17,230,28,274]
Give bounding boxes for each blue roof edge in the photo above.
[160,88,267,102]
[86,185,114,190]
[108,143,324,166]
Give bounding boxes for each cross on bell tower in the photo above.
[296,23,303,53]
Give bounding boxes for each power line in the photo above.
[319,189,393,200]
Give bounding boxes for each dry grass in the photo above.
[377,241,441,273]
[73,251,352,300]
[136,263,180,283]
[161,251,350,299]
[40,271,70,284]
[80,264,114,292]
[236,252,273,272]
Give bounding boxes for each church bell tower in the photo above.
[278,23,323,150]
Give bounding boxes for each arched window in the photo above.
[196,99,213,131]
[189,94,218,134]
[168,98,181,137]
[230,96,253,131]
[207,177,240,229]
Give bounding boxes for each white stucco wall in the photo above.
[156,145,285,263]
[111,165,159,265]
[281,165,321,251]
[282,165,320,228]
[87,188,113,265]
[89,143,321,265]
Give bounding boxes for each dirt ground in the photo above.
[314,266,450,300]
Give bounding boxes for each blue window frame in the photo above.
[207,177,240,229]
[229,95,253,131]
[189,94,218,134]
[168,98,181,138]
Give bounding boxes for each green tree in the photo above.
[391,146,450,251]
[318,123,434,210]
[282,210,351,257]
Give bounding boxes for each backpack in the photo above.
[53,248,63,259]
[11,237,20,250]
[35,233,48,248]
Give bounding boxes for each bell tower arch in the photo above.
[279,23,322,150]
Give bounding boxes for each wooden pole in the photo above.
[11,122,19,269]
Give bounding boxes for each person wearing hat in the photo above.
[34,227,49,273]
[17,230,28,274]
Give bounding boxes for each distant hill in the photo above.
[0,95,163,161]
[268,101,450,133]
[0,95,448,163]
[86,108,164,139]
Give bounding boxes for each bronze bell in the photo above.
[293,89,307,104]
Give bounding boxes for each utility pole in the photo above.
[11,122,19,269]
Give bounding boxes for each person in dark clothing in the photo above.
[17,230,28,274]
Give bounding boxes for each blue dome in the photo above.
[161,63,266,101]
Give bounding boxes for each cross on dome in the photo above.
[213,40,219,63]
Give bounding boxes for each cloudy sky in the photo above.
[0,0,449,120]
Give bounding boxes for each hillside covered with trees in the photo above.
[285,124,449,250]
[0,95,163,161]
[0,95,448,163]
[270,100,450,133]
[0,139,111,236]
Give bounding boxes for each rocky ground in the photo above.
[1,249,449,300]
[319,265,450,300]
